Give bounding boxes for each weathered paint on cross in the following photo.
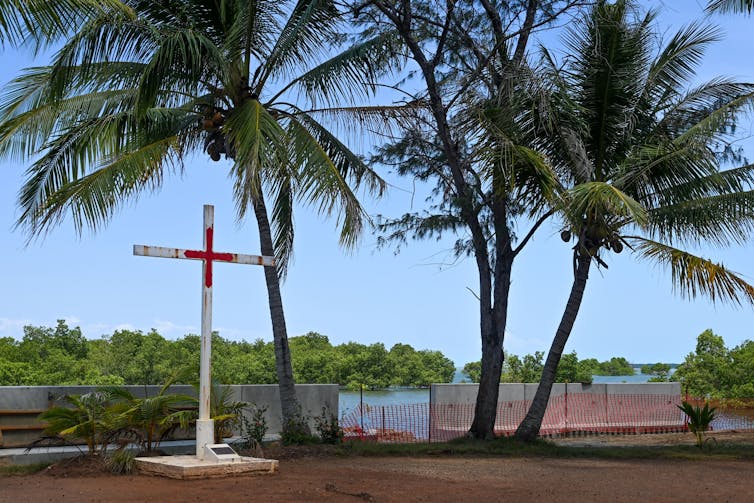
[133,205,275,459]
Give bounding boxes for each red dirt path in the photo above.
[3,454,754,502]
[3,432,754,502]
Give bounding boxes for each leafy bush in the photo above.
[245,404,269,445]
[281,412,317,445]
[314,407,343,444]
[232,403,268,452]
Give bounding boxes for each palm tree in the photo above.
[707,1,753,13]
[0,0,403,431]
[513,0,754,441]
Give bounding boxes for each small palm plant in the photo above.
[105,383,195,454]
[678,401,717,448]
[207,384,248,444]
[39,390,117,456]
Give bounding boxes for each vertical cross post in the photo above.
[133,204,275,459]
[196,204,215,457]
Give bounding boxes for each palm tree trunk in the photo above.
[251,190,304,432]
[514,252,591,441]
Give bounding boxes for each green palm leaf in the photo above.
[256,0,340,90]
[568,182,648,227]
[18,118,186,236]
[630,237,754,306]
[648,190,754,246]
[226,98,289,217]
[0,0,133,47]
[287,31,404,106]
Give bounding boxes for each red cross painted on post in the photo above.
[133,205,274,459]
[184,228,233,288]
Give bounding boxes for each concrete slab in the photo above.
[135,455,279,480]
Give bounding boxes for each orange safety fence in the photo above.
[340,393,754,443]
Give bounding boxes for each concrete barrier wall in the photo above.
[430,382,681,404]
[0,384,338,436]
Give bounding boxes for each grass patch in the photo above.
[0,462,51,476]
[331,436,754,461]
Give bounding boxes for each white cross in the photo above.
[133,204,274,458]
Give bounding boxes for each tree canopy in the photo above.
[0,322,455,389]
[462,351,633,384]
[672,329,754,398]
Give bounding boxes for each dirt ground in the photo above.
[2,432,754,503]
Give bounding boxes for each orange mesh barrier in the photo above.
[339,393,754,443]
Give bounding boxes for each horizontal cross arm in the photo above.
[134,245,192,260]
[231,253,276,266]
[133,245,275,266]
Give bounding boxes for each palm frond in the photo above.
[0,0,133,48]
[706,0,754,14]
[285,115,375,248]
[136,26,226,115]
[287,31,404,107]
[18,116,186,236]
[270,176,295,278]
[652,80,754,138]
[630,237,754,306]
[256,0,341,90]
[642,22,721,110]
[648,190,754,246]
[568,182,648,227]
[675,88,754,144]
[0,85,140,162]
[295,103,422,145]
[225,98,289,219]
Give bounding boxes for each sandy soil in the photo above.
[2,432,753,503]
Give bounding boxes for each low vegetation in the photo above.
[0,463,51,476]
[280,435,754,461]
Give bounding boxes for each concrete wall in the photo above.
[0,384,338,442]
[430,382,681,404]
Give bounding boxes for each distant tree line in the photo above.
[0,321,455,389]
[462,352,635,384]
[640,363,672,380]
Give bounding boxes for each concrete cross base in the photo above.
[135,455,279,480]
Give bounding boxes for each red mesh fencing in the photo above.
[684,397,754,432]
[340,393,753,443]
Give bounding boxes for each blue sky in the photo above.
[0,0,752,367]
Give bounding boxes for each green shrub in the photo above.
[678,401,717,448]
[106,447,136,474]
[281,412,317,445]
[232,403,268,451]
[314,407,343,444]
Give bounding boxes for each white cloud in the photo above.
[60,315,82,325]
[0,317,31,338]
[503,329,551,355]
[214,326,270,342]
[152,320,196,335]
